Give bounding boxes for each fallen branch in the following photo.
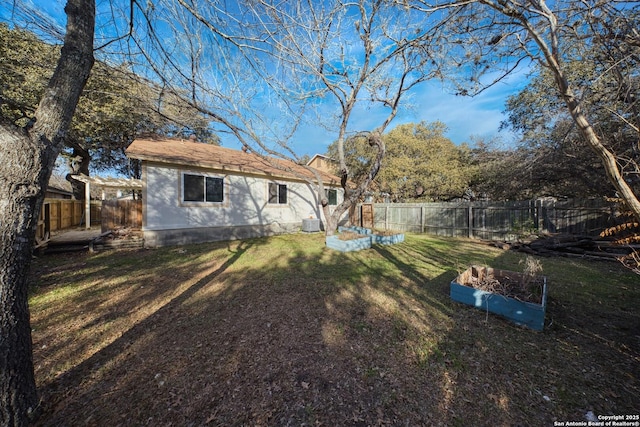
[487,234,632,262]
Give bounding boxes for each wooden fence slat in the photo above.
[101,200,142,232]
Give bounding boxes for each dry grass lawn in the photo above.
[27,233,640,426]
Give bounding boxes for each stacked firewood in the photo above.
[90,228,144,251]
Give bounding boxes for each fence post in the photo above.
[468,205,473,238]
[421,205,425,233]
[385,205,389,230]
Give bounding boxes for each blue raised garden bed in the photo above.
[372,232,405,245]
[338,225,372,235]
[450,265,547,331]
[326,234,372,252]
[338,226,404,245]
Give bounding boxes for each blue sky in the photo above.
[201,2,531,157]
[2,0,529,159]
[266,70,528,158]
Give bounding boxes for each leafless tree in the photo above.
[410,0,640,220]
[126,0,452,234]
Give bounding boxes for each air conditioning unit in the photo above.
[301,218,320,232]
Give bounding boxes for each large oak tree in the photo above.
[328,122,473,202]
[1,23,217,199]
[0,1,95,425]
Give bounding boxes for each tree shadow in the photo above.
[369,239,640,424]
[29,233,640,426]
[33,239,253,419]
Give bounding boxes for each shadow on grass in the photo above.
[32,240,254,420]
[29,233,640,426]
[369,238,640,425]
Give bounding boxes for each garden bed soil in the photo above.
[372,229,401,237]
[459,265,545,305]
[451,265,548,331]
[338,231,367,241]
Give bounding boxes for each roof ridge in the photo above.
[126,138,341,186]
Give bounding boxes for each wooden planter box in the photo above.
[450,266,548,331]
[326,234,372,252]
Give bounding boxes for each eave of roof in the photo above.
[46,186,73,195]
[126,138,341,186]
[70,174,143,189]
[306,153,335,164]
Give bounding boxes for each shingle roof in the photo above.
[126,138,341,186]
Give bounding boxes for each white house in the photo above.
[126,137,345,247]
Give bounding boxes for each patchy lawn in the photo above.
[28,233,640,426]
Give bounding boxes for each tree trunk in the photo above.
[323,131,386,237]
[323,207,338,236]
[0,1,95,425]
[0,128,45,425]
[66,143,91,200]
[564,92,640,221]
[552,68,640,222]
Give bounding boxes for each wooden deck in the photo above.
[49,227,103,245]
[35,227,104,253]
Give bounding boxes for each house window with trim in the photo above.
[268,183,287,204]
[183,173,224,203]
[325,189,338,205]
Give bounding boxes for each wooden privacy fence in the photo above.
[353,199,617,240]
[36,199,140,242]
[37,199,102,241]
[101,199,142,232]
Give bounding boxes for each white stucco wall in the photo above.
[142,163,344,232]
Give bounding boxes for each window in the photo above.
[326,189,337,205]
[268,183,287,204]
[183,173,224,203]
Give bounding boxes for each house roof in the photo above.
[306,154,338,174]
[126,138,341,186]
[306,154,334,165]
[47,174,73,193]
